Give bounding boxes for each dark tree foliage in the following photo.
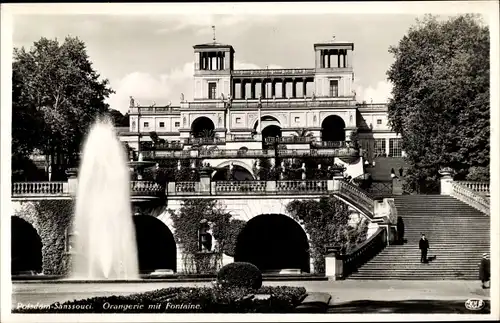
[107,109,129,127]
[387,14,489,193]
[12,36,114,172]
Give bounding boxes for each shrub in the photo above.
[13,286,306,313]
[217,262,262,290]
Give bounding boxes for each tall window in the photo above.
[208,82,217,99]
[329,80,339,97]
[389,138,403,157]
[374,139,386,157]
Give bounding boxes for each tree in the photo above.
[12,36,114,172]
[108,109,129,127]
[387,14,489,193]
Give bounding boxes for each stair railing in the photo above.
[450,181,490,215]
[342,227,387,278]
[335,179,375,218]
[455,181,490,195]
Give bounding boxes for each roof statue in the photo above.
[180,93,185,102]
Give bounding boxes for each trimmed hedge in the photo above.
[13,286,307,313]
[217,262,262,290]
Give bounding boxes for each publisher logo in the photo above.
[465,299,485,311]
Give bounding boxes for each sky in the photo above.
[10,9,486,114]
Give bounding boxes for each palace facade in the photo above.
[118,40,404,174]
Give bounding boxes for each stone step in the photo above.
[348,276,478,280]
[351,195,490,280]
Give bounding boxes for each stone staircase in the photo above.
[348,195,490,280]
[366,157,408,182]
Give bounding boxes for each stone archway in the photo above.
[191,116,215,138]
[321,115,346,142]
[234,213,310,273]
[133,215,177,274]
[11,216,43,274]
[211,160,255,180]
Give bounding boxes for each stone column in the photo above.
[325,246,343,281]
[65,168,79,197]
[241,80,246,99]
[199,166,213,195]
[282,79,287,98]
[224,51,229,70]
[315,50,321,68]
[258,103,262,134]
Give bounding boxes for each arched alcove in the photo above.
[321,115,346,142]
[191,117,215,138]
[11,216,42,274]
[133,215,177,274]
[234,213,310,273]
[212,165,255,181]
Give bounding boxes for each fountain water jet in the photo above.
[69,117,139,280]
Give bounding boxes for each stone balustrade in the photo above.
[171,180,330,196]
[336,180,375,217]
[175,182,199,193]
[11,181,68,196]
[265,136,316,145]
[130,181,164,197]
[276,180,328,194]
[232,68,316,77]
[141,148,358,159]
[215,181,267,194]
[455,181,490,195]
[338,227,388,279]
[311,141,348,148]
[450,182,490,215]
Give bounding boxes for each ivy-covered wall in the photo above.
[13,200,74,275]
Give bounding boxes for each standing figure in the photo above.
[301,163,307,180]
[47,164,52,182]
[399,167,404,177]
[419,234,430,263]
[390,168,396,179]
[479,253,490,289]
[396,216,405,244]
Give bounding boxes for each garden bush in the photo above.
[13,286,307,313]
[217,262,262,290]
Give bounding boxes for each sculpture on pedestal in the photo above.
[198,219,213,252]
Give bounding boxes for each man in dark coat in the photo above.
[419,234,429,263]
[396,216,405,244]
[479,253,490,289]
